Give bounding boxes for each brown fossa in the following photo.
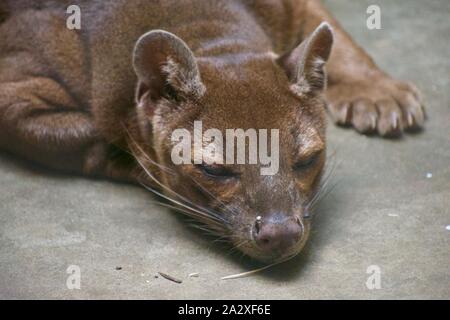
[0,0,425,262]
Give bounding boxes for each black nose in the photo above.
[253,214,302,254]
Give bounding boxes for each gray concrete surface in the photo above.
[0,0,449,299]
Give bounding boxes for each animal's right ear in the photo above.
[132,30,205,108]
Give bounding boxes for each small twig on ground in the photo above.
[158,272,183,284]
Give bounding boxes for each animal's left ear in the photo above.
[132,30,205,108]
[278,22,334,96]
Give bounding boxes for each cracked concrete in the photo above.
[0,0,449,299]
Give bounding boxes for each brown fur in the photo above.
[0,0,425,262]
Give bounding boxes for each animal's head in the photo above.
[131,23,333,262]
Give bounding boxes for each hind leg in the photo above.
[0,75,139,182]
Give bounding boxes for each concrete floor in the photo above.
[0,0,449,299]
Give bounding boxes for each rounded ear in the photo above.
[132,30,205,103]
[278,22,334,96]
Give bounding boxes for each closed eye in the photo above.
[293,152,321,171]
[197,164,238,179]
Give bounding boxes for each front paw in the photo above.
[325,76,425,137]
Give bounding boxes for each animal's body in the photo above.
[0,0,425,262]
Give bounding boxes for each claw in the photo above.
[391,113,399,130]
[342,103,352,124]
[370,115,377,130]
[407,112,414,127]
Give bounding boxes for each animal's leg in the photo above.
[300,0,425,137]
[0,76,139,182]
